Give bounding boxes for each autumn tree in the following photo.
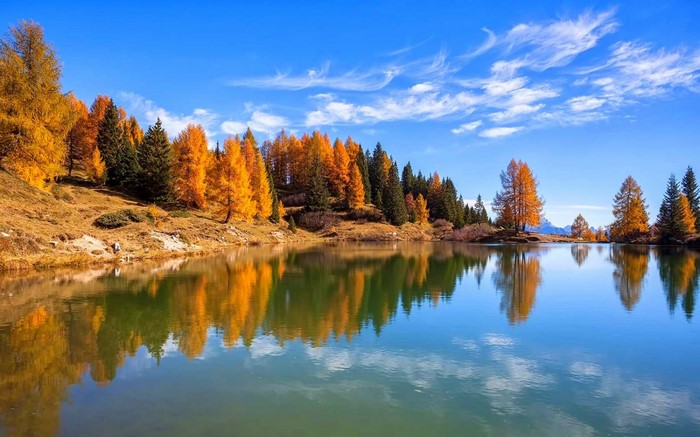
[570,214,595,241]
[405,192,416,222]
[0,20,73,189]
[64,95,91,176]
[213,136,255,222]
[492,160,544,232]
[682,166,700,230]
[243,136,273,220]
[136,118,172,202]
[610,176,650,242]
[415,194,429,225]
[124,115,144,146]
[356,149,372,203]
[427,172,442,218]
[172,124,209,208]
[331,138,350,198]
[595,227,608,242]
[657,174,694,241]
[347,161,365,209]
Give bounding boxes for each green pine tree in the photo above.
[307,155,329,211]
[682,166,700,230]
[268,162,280,223]
[401,162,415,195]
[112,127,139,189]
[383,162,408,225]
[137,119,173,202]
[657,174,687,240]
[369,143,388,208]
[288,216,297,233]
[357,150,372,203]
[96,100,123,186]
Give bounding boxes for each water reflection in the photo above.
[656,247,699,320]
[609,245,650,310]
[492,247,544,324]
[0,243,698,436]
[571,244,590,267]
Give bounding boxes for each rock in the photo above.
[113,242,121,252]
[1,232,9,238]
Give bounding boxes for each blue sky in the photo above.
[3,1,699,227]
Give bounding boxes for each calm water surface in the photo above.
[0,243,699,436]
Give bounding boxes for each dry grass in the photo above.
[0,169,317,272]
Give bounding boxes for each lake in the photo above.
[0,243,699,436]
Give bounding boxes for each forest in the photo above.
[0,21,698,245]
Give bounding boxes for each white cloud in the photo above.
[592,41,700,98]
[482,333,515,347]
[567,96,606,111]
[498,10,618,74]
[220,109,289,137]
[479,126,523,138]
[228,62,399,92]
[409,82,435,94]
[451,120,482,134]
[490,103,544,122]
[119,92,218,139]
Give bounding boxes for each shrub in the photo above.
[432,219,453,230]
[51,185,74,202]
[347,207,385,223]
[94,211,130,229]
[444,224,494,241]
[124,209,151,223]
[281,193,306,207]
[288,216,297,233]
[168,210,192,218]
[298,211,340,231]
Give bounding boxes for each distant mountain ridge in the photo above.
[526,218,596,235]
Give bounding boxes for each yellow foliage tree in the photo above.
[65,94,91,176]
[332,138,350,198]
[347,161,365,208]
[492,159,544,232]
[610,176,650,242]
[679,194,697,234]
[85,147,106,184]
[242,137,273,220]
[173,124,209,209]
[0,20,73,189]
[213,136,255,222]
[415,193,429,225]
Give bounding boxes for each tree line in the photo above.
[0,20,488,228]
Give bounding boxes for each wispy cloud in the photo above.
[567,95,606,111]
[227,8,700,138]
[479,126,523,138]
[228,62,399,92]
[451,120,482,134]
[221,107,289,136]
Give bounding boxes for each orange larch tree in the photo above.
[610,176,650,242]
[492,159,544,232]
[347,161,365,208]
[172,124,209,209]
[214,136,255,222]
[415,193,429,225]
[332,138,350,198]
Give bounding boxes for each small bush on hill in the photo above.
[444,224,494,241]
[94,211,130,228]
[348,207,385,223]
[298,211,340,231]
[168,210,192,218]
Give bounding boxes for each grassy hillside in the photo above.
[0,171,436,271]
